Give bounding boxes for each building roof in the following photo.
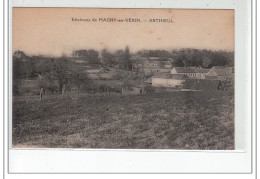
[171,74,188,80]
[212,69,228,76]
[210,66,234,76]
[182,79,219,90]
[143,59,161,63]
[130,56,148,61]
[173,67,210,73]
[152,74,188,80]
[212,66,226,69]
[162,61,171,66]
[152,73,172,79]
[144,77,152,83]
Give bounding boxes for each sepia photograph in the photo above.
[12,8,234,150]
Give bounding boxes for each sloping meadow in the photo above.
[12,91,234,149]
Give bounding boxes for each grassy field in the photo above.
[12,91,234,149]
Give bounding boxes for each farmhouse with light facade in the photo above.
[206,66,234,80]
[151,74,188,88]
[171,66,234,81]
[171,67,210,79]
[131,56,173,74]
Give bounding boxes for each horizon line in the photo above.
[13,47,235,58]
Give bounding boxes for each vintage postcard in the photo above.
[12,8,234,150]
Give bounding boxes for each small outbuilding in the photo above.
[171,67,210,79]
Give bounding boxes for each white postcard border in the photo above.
[7,0,253,174]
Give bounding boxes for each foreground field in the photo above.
[12,91,234,149]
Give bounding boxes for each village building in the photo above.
[72,50,88,59]
[143,67,171,74]
[132,56,173,75]
[143,59,161,68]
[81,66,101,79]
[162,61,172,69]
[205,74,218,80]
[151,74,188,88]
[98,68,115,80]
[206,66,234,81]
[72,59,89,65]
[81,66,116,80]
[144,77,152,85]
[182,79,220,91]
[171,67,210,79]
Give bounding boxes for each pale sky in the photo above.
[13,8,234,56]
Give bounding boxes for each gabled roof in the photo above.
[171,74,188,80]
[152,73,172,79]
[212,69,228,76]
[173,67,210,73]
[206,70,217,76]
[213,67,234,75]
[152,74,188,80]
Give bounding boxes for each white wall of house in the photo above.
[152,78,184,87]
[186,73,206,79]
[159,69,171,73]
[170,68,205,79]
[83,69,101,73]
[87,74,99,79]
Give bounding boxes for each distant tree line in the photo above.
[135,48,234,68]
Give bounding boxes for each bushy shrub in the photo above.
[218,79,234,91]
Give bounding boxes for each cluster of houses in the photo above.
[129,55,234,91]
[14,50,234,95]
[131,56,173,74]
[73,55,234,91]
[149,66,234,91]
